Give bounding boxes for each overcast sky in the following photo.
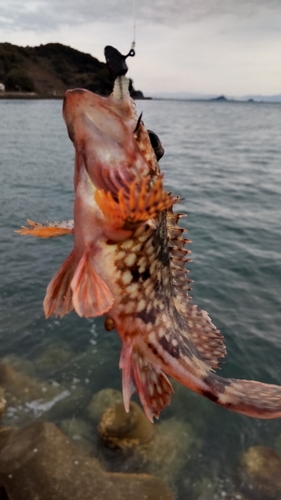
[1,0,281,96]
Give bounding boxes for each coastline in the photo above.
[0,92,151,100]
[1,93,280,103]
[0,92,63,100]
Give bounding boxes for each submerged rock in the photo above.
[0,428,16,453]
[239,445,281,499]
[0,388,6,421]
[132,416,199,485]
[0,486,8,499]
[0,428,18,499]
[0,362,90,426]
[34,345,74,374]
[191,477,221,500]
[191,476,248,500]
[0,421,174,500]
[0,362,61,403]
[59,417,97,454]
[98,401,199,486]
[98,402,154,449]
[275,433,281,456]
[88,388,123,422]
[1,355,37,378]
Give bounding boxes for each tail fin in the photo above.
[120,342,173,422]
[43,250,76,318]
[203,373,281,418]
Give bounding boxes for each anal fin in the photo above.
[71,248,114,318]
[120,342,173,422]
[43,250,76,318]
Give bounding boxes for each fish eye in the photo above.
[148,130,165,161]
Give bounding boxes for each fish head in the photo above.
[63,76,160,198]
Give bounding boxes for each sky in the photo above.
[1,0,281,96]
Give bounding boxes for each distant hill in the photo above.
[0,42,144,98]
[244,94,281,102]
[150,91,281,102]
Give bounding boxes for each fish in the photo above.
[17,75,281,422]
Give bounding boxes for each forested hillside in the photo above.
[0,42,143,98]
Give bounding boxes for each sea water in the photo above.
[0,98,281,498]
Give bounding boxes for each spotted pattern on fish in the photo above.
[106,204,225,380]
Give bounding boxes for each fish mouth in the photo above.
[63,85,155,198]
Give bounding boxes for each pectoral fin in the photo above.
[16,219,74,238]
[44,250,76,318]
[71,248,114,318]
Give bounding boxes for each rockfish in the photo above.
[18,76,281,422]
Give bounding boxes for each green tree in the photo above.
[5,68,34,92]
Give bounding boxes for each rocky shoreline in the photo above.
[0,92,63,99]
[0,92,150,100]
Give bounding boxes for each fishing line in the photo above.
[131,0,137,53]
[104,0,137,78]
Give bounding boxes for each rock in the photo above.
[191,476,248,500]
[1,355,36,378]
[191,477,219,500]
[0,428,19,499]
[98,402,154,450]
[0,421,174,500]
[0,362,61,406]
[45,381,91,422]
[59,417,97,454]
[0,388,6,421]
[126,417,199,485]
[34,345,74,374]
[0,486,8,500]
[239,445,281,499]
[0,428,16,451]
[88,388,123,422]
[98,401,199,486]
[0,363,90,426]
[275,433,281,455]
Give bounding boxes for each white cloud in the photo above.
[1,0,281,31]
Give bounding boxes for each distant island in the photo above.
[0,42,145,99]
[149,91,281,103]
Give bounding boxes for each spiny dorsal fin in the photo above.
[95,176,176,228]
[167,206,226,369]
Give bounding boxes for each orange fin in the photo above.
[71,249,114,318]
[43,250,76,318]
[120,342,173,422]
[95,176,176,228]
[16,219,74,238]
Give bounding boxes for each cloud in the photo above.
[1,0,281,33]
